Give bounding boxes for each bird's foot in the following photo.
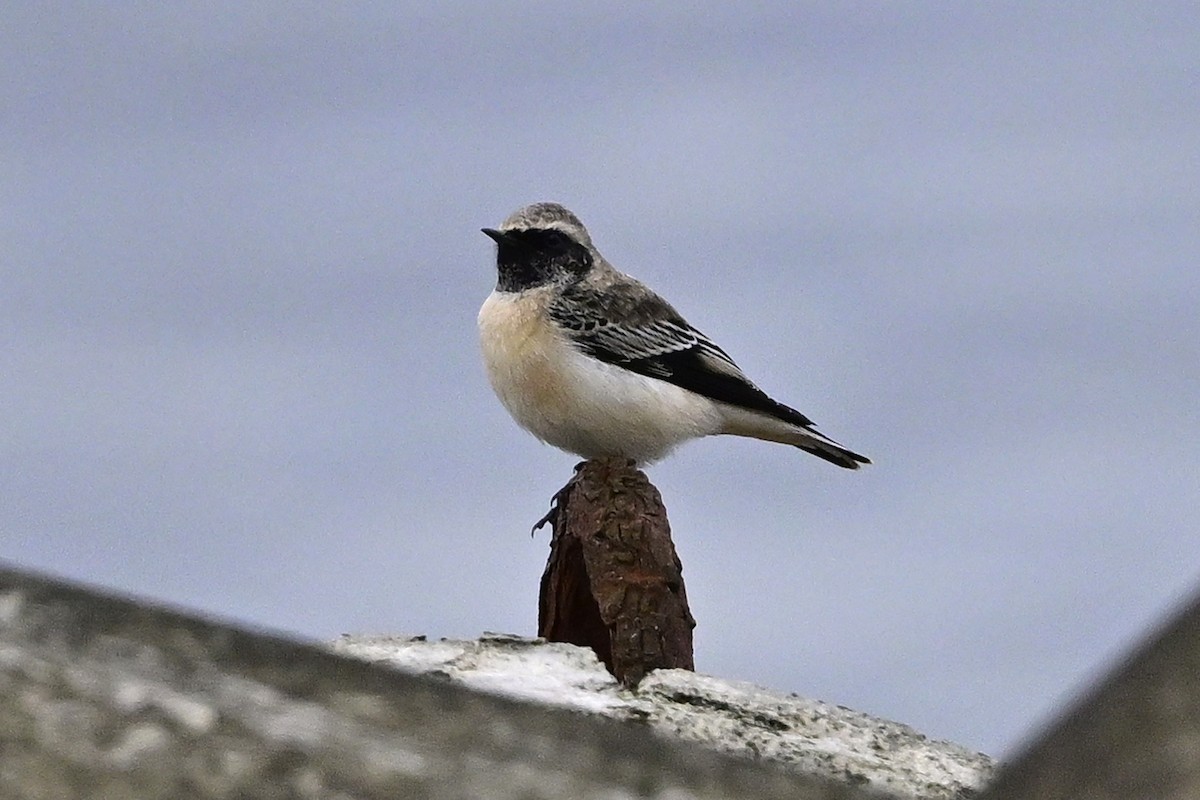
[531,467,584,536]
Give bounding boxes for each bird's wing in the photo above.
[549,279,814,427]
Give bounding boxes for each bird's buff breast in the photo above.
[478,289,578,428]
[477,290,720,461]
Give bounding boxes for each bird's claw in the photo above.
[531,476,577,537]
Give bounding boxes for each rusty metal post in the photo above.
[537,457,695,685]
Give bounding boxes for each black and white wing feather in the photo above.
[548,278,869,468]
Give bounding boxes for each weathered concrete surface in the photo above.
[334,634,994,800]
[8,559,1200,800]
[0,564,889,800]
[979,587,1200,800]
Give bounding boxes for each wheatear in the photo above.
[478,202,869,468]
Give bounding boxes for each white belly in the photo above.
[477,290,722,463]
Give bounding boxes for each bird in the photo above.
[477,202,869,469]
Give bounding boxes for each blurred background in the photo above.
[4,4,1198,757]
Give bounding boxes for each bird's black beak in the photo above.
[481,228,511,245]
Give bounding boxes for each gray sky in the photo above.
[4,4,1198,756]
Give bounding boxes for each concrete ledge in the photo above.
[0,564,893,800]
[333,633,995,799]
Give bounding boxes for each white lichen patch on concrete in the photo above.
[332,633,995,800]
[330,633,636,716]
[0,589,24,625]
[639,670,992,799]
[111,678,219,733]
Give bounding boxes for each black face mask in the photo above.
[486,228,594,292]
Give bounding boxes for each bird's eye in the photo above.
[524,229,572,254]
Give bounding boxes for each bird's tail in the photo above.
[790,429,871,469]
[719,404,870,469]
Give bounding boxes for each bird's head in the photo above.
[483,203,596,292]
